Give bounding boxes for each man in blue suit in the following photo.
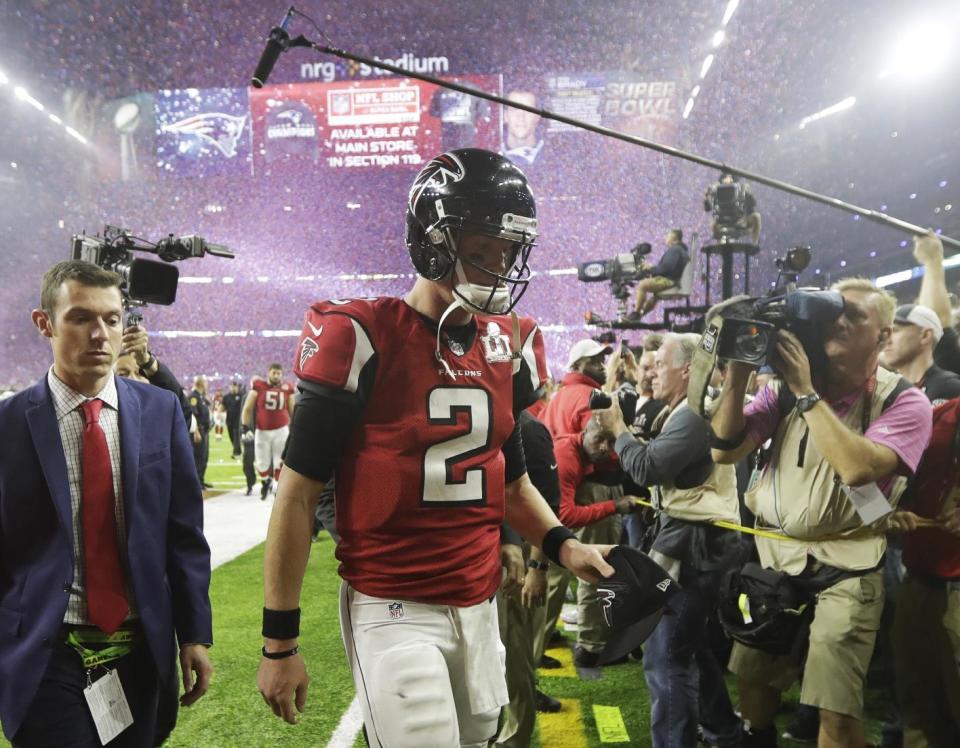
[0,260,213,747]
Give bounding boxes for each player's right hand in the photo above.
[257,650,309,724]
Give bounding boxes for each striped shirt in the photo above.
[47,369,138,624]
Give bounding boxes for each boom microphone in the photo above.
[251,7,294,88]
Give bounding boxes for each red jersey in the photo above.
[553,433,618,529]
[252,378,294,431]
[293,297,546,606]
[542,371,598,440]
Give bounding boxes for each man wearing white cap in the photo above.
[542,339,613,440]
[881,303,960,405]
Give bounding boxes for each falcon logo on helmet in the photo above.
[407,152,466,217]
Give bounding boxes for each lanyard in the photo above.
[66,629,137,670]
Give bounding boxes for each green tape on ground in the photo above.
[593,704,631,743]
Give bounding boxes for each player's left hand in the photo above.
[500,544,525,598]
[521,566,547,608]
[774,329,814,396]
[178,643,213,707]
[560,541,616,584]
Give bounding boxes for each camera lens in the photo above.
[735,325,770,362]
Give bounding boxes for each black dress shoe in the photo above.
[539,654,562,669]
[245,485,253,496]
[202,482,214,489]
[535,690,562,713]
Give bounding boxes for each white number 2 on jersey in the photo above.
[264,390,286,411]
[422,387,491,505]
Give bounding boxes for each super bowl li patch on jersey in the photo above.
[481,321,513,363]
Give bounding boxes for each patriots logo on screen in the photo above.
[408,152,465,213]
[299,337,319,370]
[388,602,404,619]
[161,112,248,157]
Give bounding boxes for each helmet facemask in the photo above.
[427,211,536,315]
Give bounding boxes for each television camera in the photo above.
[72,225,234,323]
[577,242,653,302]
[689,246,845,417]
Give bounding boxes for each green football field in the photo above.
[1,436,893,746]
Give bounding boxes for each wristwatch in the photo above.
[526,559,549,571]
[795,392,821,414]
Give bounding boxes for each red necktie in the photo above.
[81,399,128,634]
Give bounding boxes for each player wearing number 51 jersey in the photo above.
[257,148,618,747]
[242,364,295,499]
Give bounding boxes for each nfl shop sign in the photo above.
[248,75,501,172]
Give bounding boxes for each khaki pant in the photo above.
[729,571,884,719]
[493,581,536,748]
[531,561,571,663]
[573,480,623,653]
[893,575,960,748]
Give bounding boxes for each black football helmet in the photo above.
[405,148,537,314]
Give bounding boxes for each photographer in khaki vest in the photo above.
[594,332,742,748]
[711,278,933,748]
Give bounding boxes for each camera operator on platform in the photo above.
[593,332,742,748]
[710,277,932,748]
[705,172,761,246]
[630,229,689,320]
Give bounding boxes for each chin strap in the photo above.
[435,297,464,381]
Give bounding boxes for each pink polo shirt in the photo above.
[744,379,932,490]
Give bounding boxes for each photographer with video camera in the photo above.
[710,277,933,748]
[705,172,761,246]
[593,332,742,747]
[630,229,690,320]
[114,321,190,423]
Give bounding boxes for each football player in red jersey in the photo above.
[257,149,616,746]
[242,364,296,500]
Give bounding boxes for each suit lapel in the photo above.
[25,378,73,545]
[116,377,141,532]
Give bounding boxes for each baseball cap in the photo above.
[566,339,613,369]
[596,546,680,665]
[894,304,943,342]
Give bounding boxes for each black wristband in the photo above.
[541,526,577,567]
[708,425,747,451]
[526,559,549,571]
[261,645,299,660]
[262,607,300,640]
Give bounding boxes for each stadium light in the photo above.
[14,86,45,112]
[712,30,726,47]
[879,18,956,80]
[682,97,695,119]
[721,0,740,27]
[700,54,715,79]
[0,70,8,85]
[64,126,88,145]
[798,96,856,129]
[690,85,701,98]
